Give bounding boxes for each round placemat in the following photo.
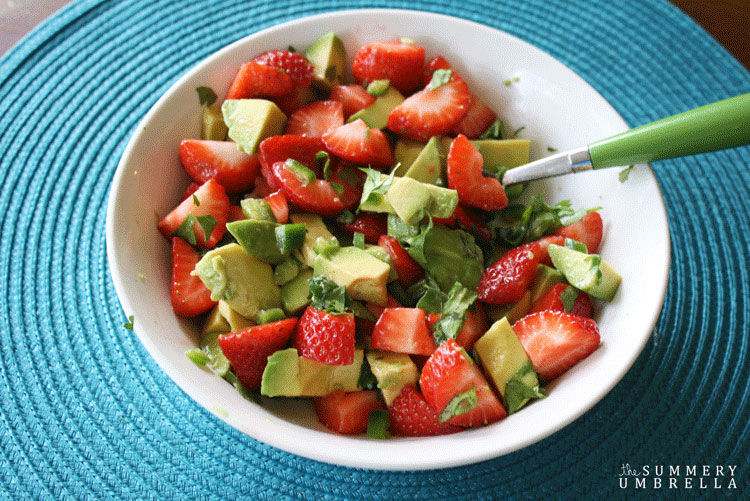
[1,0,748,498]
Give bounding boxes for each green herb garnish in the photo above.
[559,286,580,313]
[367,409,391,439]
[431,283,478,345]
[512,125,526,138]
[427,69,452,90]
[479,119,504,139]
[619,165,634,182]
[564,238,588,253]
[358,168,396,212]
[123,315,134,330]
[439,385,478,423]
[504,361,546,414]
[192,194,200,206]
[307,276,351,314]
[358,355,378,390]
[353,232,365,249]
[315,151,332,180]
[196,86,217,107]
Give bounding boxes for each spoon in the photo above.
[501,93,750,186]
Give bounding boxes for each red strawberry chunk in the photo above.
[314,390,384,435]
[377,235,424,287]
[272,86,316,116]
[477,241,542,304]
[451,96,497,139]
[258,135,326,190]
[553,211,603,254]
[263,190,289,224]
[528,283,593,318]
[329,84,376,118]
[158,179,230,249]
[388,385,461,437]
[422,55,452,87]
[226,61,294,99]
[342,212,387,243]
[352,40,425,95]
[535,235,565,266]
[181,181,201,201]
[453,205,492,241]
[285,100,344,138]
[253,49,314,87]
[371,307,437,356]
[513,310,600,381]
[217,318,297,389]
[295,306,355,366]
[270,161,344,217]
[251,175,274,198]
[229,205,246,222]
[328,165,365,211]
[419,338,506,427]
[179,139,260,195]
[170,237,216,317]
[322,119,393,168]
[447,134,508,211]
[387,71,471,142]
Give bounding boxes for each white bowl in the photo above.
[106,9,670,470]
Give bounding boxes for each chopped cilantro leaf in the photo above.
[307,276,351,314]
[316,151,332,180]
[123,315,134,330]
[619,165,634,182]
[512,125,526,138]
[192,194,200,206]
[586,255,603,284]
[559,285,580,313]
[547,147,558,152]
[479,119,504,139]
[353,232,365,249]
[358,168,396,212]
[367,409,391,439]
[196,86,217,107]
[439,385,478,423]
[223,371,260,403]
[431,283,477,345]
[358,355,378,390]
[504,361,546,414]
[336,209,355,225]
[564,238,588,253]
[287,45,296,52]
[186,348,210,366]
[428,69,452,90]
[415,279,448,314]
[173,214,197,245]
[196,214,217,241]
[330,182,344,196]
[503,79,512,87]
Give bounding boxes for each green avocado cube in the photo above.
[201,106,228,141]
[348,87,405,129]
[222,99,286,155]
[305,32,346,91]
[548,244,621,301]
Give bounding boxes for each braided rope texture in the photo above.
[0,0,748,498]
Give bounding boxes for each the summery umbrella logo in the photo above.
[618,464,738,490]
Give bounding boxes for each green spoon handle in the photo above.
[588,93,750,169]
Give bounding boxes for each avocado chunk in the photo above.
[441,137,531,173]
[227,219,285,264]
[240,198,276,222]
[548,244,621,301]
[222,99,286,155]
[393,138,426,176]
[305,32,346,91]
[280,268,314,315]
[193,243,281,320]
[386,177,433,225]
[364,244,398,282]
[217,300,254,332]
[360,173,458,221]
[261,348,364,397]
[274,255,302,286]
[289,213,335,267]
[202,304,230,335]
[484,289,532,324]
[348,87,405,129]
[366,351,418,406]
[313,246,390,305]
[474,317,543,413]
[529,264,567,303]
[404,136,443,184]
[201,106,228,141]
[199,330,230,376]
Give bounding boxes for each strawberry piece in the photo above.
[536,234,565,266]
[295,306,355,365]
[158,179,230,248]
[352,40,425,95]
[447,134,508,211]
[322,119,393,168]
[181,181,201,201]
[229,205,246,222]
[258,135,326,190]
[553,211,603,253]
[477,241,542,304]
[342,212,387,244]
[388,385,461,437]
[314,390,384,435]
[528,283,594,318]
[217,318,297,388]
[253,49,314,87]
[424,304,488,351]
[453,205,492,241]
[170,237,216,317]
[513,311,600,381]
[451,96,497,139]
[387,71,471,142]
[329,84,376,118]
[285,100,344,138]
[419,338,506,427]
[365,294,402,320]
[263,190,289,223]
[270,161,344,217]
[179,139,260,195]
[371,308,437,356]
[226,61,294,99]
[251,175,274,198]
[328,165,365,211]
[272,86,316,115]
[422,55,452,87]
[377,235,424,287]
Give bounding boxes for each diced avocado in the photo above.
[313,246,390,305]
[348,87,404,129]
[360,173,458,221]
[274,256,302,286]
[548,244,621,301]
[240,198,276,222]
[217,300,254,332]
[227,219,285,264]
[441,137,531,173]
[364,244,398,282]
[202,304,230,335]
[257,308,285,324]
[423,183,459,218]
[360,192,394,213]
[199,330,230,376]
[366,79,390,97]
[393,138,426,176]
[280,268,314,315]
[275,223,307,254]
[201,106,228,141]
[193,243,281,320]
[387,213,421,240]
[366,351,418,406]
[385,177,433,225]
[484,290,532,324]
[222,99,286,155]
[261,348,364,397]
[404,136,443,184]
[529,264,566,303]
[474,317,541,412]
[289,213,334,267]
[305,32,346,91]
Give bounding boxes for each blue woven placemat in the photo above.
[1,0,748,498]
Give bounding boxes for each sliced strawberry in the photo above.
[329,84,376,118]
[387,72,471,142]
[272,86,316,115]
[314,390,384,435]
[553,211,603,254]
[513,310,600,381]
[453,205,492,241]
[365,294,402,320]
[170,237,216,317]
[447,134,508,211]
[352,40,425,95]
[253,49,314,87]
[328,165,365,211]
[251,175,274,198]
[226,61,294,99]
[217,318,297,388]
[263,190,289,224]
[295,306,355,365]
[377,235,424,287]
[270,161,344,217]
[536,234,565,266]
[419,338,506,427]
[285,100,344,138]
[342,212,387,243]
[229,205,246,222]
[371,307,437,356]
[528,283,593,318]
[158,179,230,248]
[258,135,326,190]
[477,241,542,304]
[424,304,488,351]
[179,139,260,195]
[181,181,201,201]
[322,119,393,168]
[451,96,497,139]
[422,55,452,86]
[388,385,461,437]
